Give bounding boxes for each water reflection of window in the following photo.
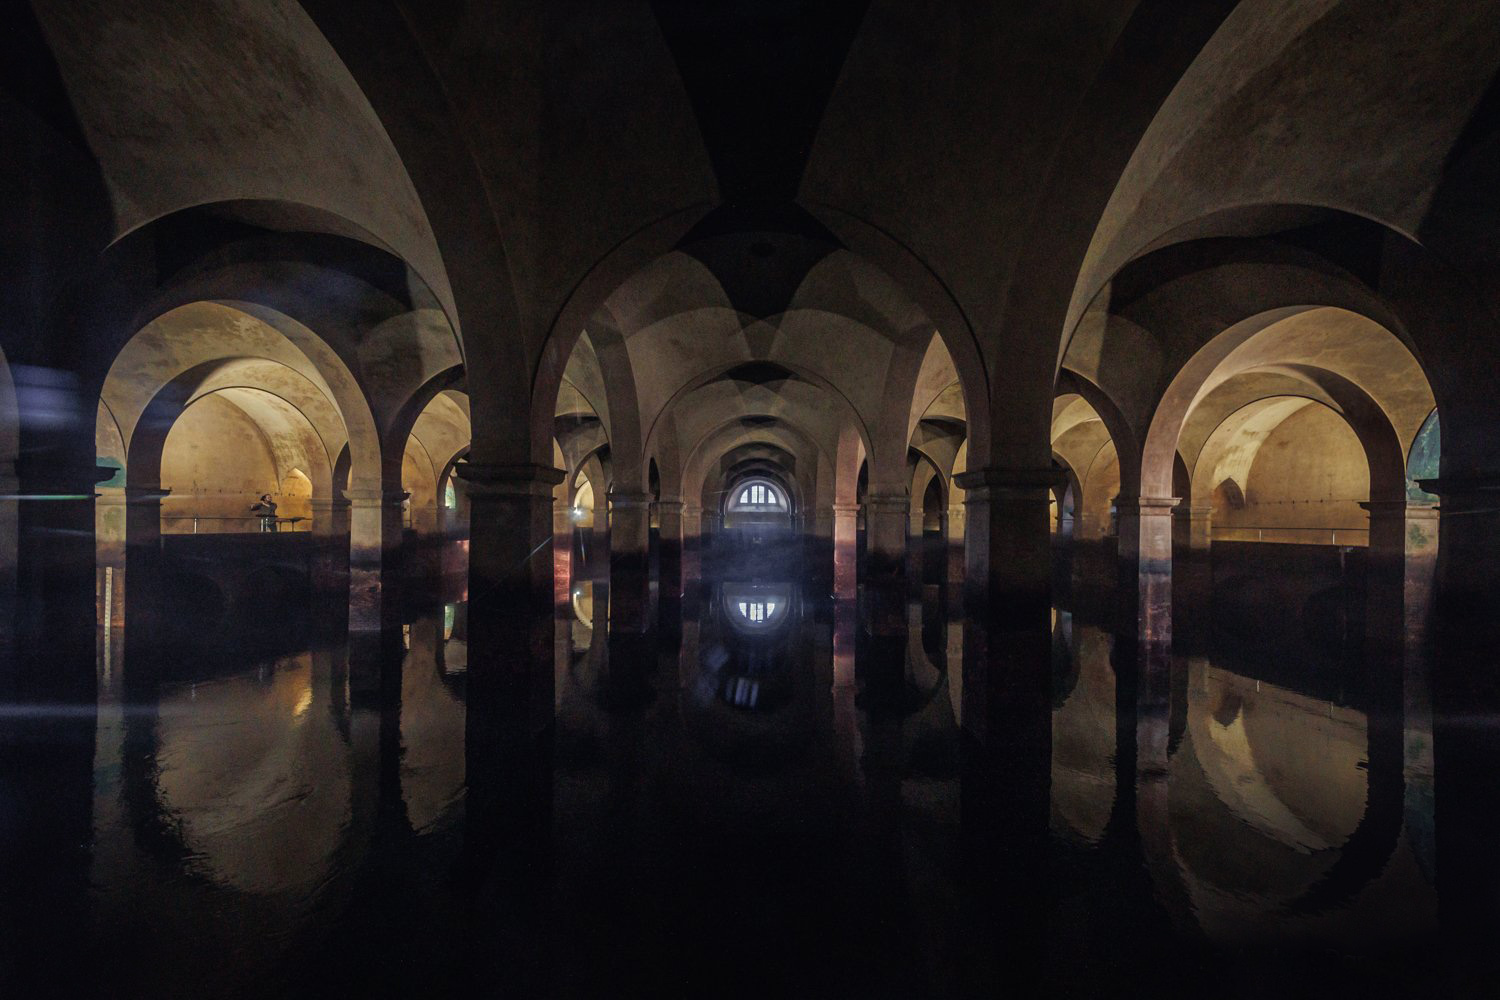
[444,603,456,641]
[738,600,777,623]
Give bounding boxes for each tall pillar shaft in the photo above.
[954,468,1056,747]
[1116,495,1180,648]
[656,499,685,602]
[832,503,859,599]
[946,504,966,588]
[681,505,703,582]
[458,462,564,731]
[123,486,170,658]
[1170,504,1212,632]
[1422,478,1500,980]
[344,487,408,633]
[310,496,350,598]
[608,492,653,633]
[553,505,574,610]
[954,466,1055,983]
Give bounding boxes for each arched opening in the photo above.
[96,302,370,638]
[723,474,793,532]
[1133,307,1437,657]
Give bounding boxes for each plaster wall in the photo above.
[159,395,291,532]
[1213,404,1369,545]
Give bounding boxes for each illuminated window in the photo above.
[736,601,778,623]
[444,480,457,509]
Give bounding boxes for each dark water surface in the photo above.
[1,539,1444,997]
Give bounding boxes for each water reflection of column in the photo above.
[953,467,1054,992]
[830,597,862,786]
[1130,643,1199,935]
[1425,477,1500,983]
[457,462,560,901]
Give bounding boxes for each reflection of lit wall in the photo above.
[1050,625,1115,845]
[1173,664,1369,921]
[155,655,350,895]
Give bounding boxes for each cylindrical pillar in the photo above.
[607,491,653,633]
[343,486,408,633]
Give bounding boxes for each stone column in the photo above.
[954,468,1057,747]
[863,493,908,578]
[553,504,574,611]
[343,487,408,633]
[1361,499,1410,658]
[123,486,171,658]
[1418,477,1500,978]
[681,504,703,583]
[1170,504,1212,634]
[94,485,127,628]
[656,499,685,601]
[953,467,1056,992]
[458,462,563,730]
[310,496,350,598]
[864,492,909,634]
[946,504,966,589]
[831,502,859,599]
[607,491,653,633]
[1115,495,1180,649]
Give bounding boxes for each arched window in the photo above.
[737,600,778,623]
[726,477,788,512]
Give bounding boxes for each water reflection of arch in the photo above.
[682,583,816,760]
[400,613,467,835]
[1049,618,1116,847]
[1145,660,1424,941]
[136,653,353,896]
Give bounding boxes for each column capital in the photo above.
[954,466,1067,494]
[1115,495,1180,516]
[1172,505,1213,518]
[455,462,564,498]
[1359,500,1409,515]
[654,499,685,514]
[343,487,410,507]
[607,491,654,509]
[831,503,861,516]
[1415,477,1500,511]
[309,496,349,511]
[863,493,909,511]
[123,485,172,503]
[11,457,114,495]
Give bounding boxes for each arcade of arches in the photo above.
[4,3,1500,996]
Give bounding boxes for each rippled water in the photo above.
[1,539,1443,997]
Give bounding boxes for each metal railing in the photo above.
[161,514,309,534]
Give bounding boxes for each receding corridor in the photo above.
[3,2,1499,996]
